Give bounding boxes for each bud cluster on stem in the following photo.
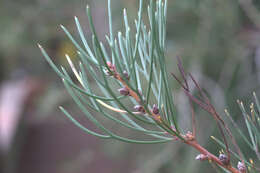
[39,1,258,172]
[106,61,162,122]
[107,61,242,173]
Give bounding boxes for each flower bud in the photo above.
[219,154,229,165]
[134,105,145,113]
[152,104,159,114]
[123,70,130,80]
[106,61,116,75]
[237,161,246,172]
[195,154,208,161]
[185,131,194,140]
[118,87,130,96]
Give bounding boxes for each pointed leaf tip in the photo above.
[37,43,42,49]
[60,24,65,29]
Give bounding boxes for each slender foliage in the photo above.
[39,0,259,172]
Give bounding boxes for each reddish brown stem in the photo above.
[114,71,163,121]
[110,64,240,173]
[114,73,141,103]
[185,139,240,173]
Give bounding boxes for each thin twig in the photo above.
[187,72,231,161]
[185,139,240,173]
[188,73,210,104]
[171,73,188,91]
[110,61,240,172]
[189,100,196,138]
[171,57,247,170]
[176,56,188,89]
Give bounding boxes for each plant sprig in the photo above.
[38,0,256,172]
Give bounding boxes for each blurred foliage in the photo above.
[1,0,260,172]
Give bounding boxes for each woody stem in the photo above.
[112,67,239,173]
[185,139,240,173]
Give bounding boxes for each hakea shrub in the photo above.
[39,0,260,172]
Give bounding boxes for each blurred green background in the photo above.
[1,0,260,172]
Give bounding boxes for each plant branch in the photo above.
[171,57,246,172]
[185,138,240,173]
[172,57,232,160]
[107,63,184,139]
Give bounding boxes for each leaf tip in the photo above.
[210,136,216,140]
[37,43,42,49]
[224,109,229,116]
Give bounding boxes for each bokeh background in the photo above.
[1,0,260,172]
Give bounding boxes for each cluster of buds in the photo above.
[105,61,116,76]
[218,154,229,165]
[118,87,130,96]
[111,62,162,119]
[105,62,130,82]
[237,161,246,172]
